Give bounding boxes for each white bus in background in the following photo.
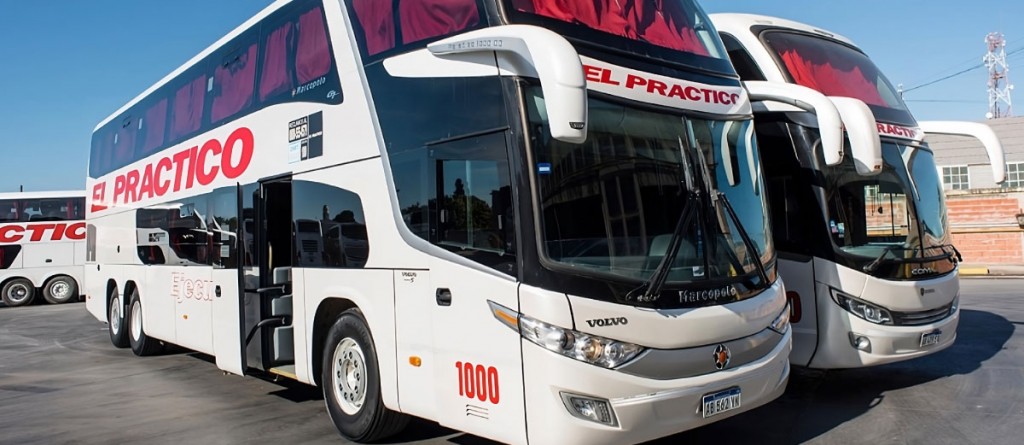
[85,1,805,443]
[0,191,86,307]
[712,14,1007,369]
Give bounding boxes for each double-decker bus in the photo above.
[712,14,1006,369]
[86,1,800,443]
[0,191,86,307]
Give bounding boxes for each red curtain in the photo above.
[211,44,258,123]
[296,7,331,83]
[113,121,137,168]
[778,48,886,106]
[511,0,709,56]
[352,0,395,56]
[399,0,480,44]
[260,22,294,101]
[171,75,207,140]
[141,98,168,155]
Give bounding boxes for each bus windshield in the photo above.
[525,86,774,286]
[823,143,954,277]
[763,31,913,123]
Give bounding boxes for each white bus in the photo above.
[0,191,86,307]
[712,14,1006,369]
[86,1,798,443]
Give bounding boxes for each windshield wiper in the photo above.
[863,245,901,273]
[714,192,771,287]
[625,190,699,303]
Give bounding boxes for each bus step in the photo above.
[268,365,297,380]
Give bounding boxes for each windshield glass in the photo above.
[823,143,953,276]
[763,31,915,124]
[525,87,774,285]
[506,0,727,59]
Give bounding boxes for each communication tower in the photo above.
[984,32,1013,119]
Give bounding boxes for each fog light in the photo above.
[849,333,871,351]
[560,392,618,427]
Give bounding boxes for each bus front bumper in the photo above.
[809,305,959,369]
[522,327,791,445]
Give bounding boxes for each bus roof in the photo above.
[710,13,857,48]
[93,0,292,132]
[0,190,86,200]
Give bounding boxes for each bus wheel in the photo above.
[128,289,162,356]
[43,276,78,304]
[322,309,409,442]
[108,288,129,348]
[1,278,36,307]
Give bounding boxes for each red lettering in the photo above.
[124,169,141,204]
[113,175,126,204]
[0,226,23,243]
[718,91,732,105]
[625,74,647,90]
[155,157,172,196]
[731,94,741,105]
[171,149,191,192]
[91,183,108,213]
[222,127,254,179]
[196,139,222,186]
[583,65,602,83]
[685,86,702,101]
[599,67,620,86]
[185,146,199,190]
[51,223,67,241]
[67,222,87,241]
[667,84,685,99]
[647,80,668,96]
[27,224,55,242]
[140,164,155,200]
[703,89,716,103]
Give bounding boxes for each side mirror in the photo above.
[920,121,1006,184]
[428,25,588,144]
[744,81,844,166]
[829,97,882,175]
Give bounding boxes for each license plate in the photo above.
[920,330,942,347]
[701,387,741,419]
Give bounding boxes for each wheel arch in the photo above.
[311,297,359,387]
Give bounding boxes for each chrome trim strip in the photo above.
[616,327,784,380]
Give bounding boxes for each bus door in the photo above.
[241,178,296,377]
[211,184,251,375]
[420,131,527,444]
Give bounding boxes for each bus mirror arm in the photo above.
[920,121,1006,183]
[743,81,844,166]
[828,97,882,176]
[428,25,588,144]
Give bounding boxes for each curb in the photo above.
[958,267,990,276]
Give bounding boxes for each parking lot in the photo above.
[1,279,1021,445]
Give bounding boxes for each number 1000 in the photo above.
[456,361,500,405]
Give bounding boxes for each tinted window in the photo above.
[89,0,342,179]
[208,187,240,269]
[0,200,19,223]
[3,198,87,222]
[720,33,766,81]
[292,181,370,268]
[0,245,21,269]
[136,198,210,266]
[349,0,482,59]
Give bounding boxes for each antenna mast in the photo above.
[984,32,1013,119]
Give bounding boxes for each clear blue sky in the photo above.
[1,0,1021,193]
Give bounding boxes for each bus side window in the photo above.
[211,37,258,124]
[720,33,766,82]
[291,181,370,269]
[258,2,340,106]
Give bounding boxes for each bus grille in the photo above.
[891,302,954,326]
[302,240,319,253]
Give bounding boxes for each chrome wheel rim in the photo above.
[50,280,71,300]
[332,338,367,415]
[7,283,30,304]
[130,299,142,342]
[109,296,121,334]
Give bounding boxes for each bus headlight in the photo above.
[769,303,791,334]
[830,289,893,325]
[488,301,645,368]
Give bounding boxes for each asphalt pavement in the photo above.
[0,279,1021,445]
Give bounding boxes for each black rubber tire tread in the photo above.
[322,308,409,442]
[1,278,36,307]
[108,287,130,348]
[42,275,78,304]
[128,289,162,356]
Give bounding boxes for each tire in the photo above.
[1,278,36,307]
[128,289,162,356]
[108,288,129,348]
[42,275,78,304]
[322,309,409,442]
